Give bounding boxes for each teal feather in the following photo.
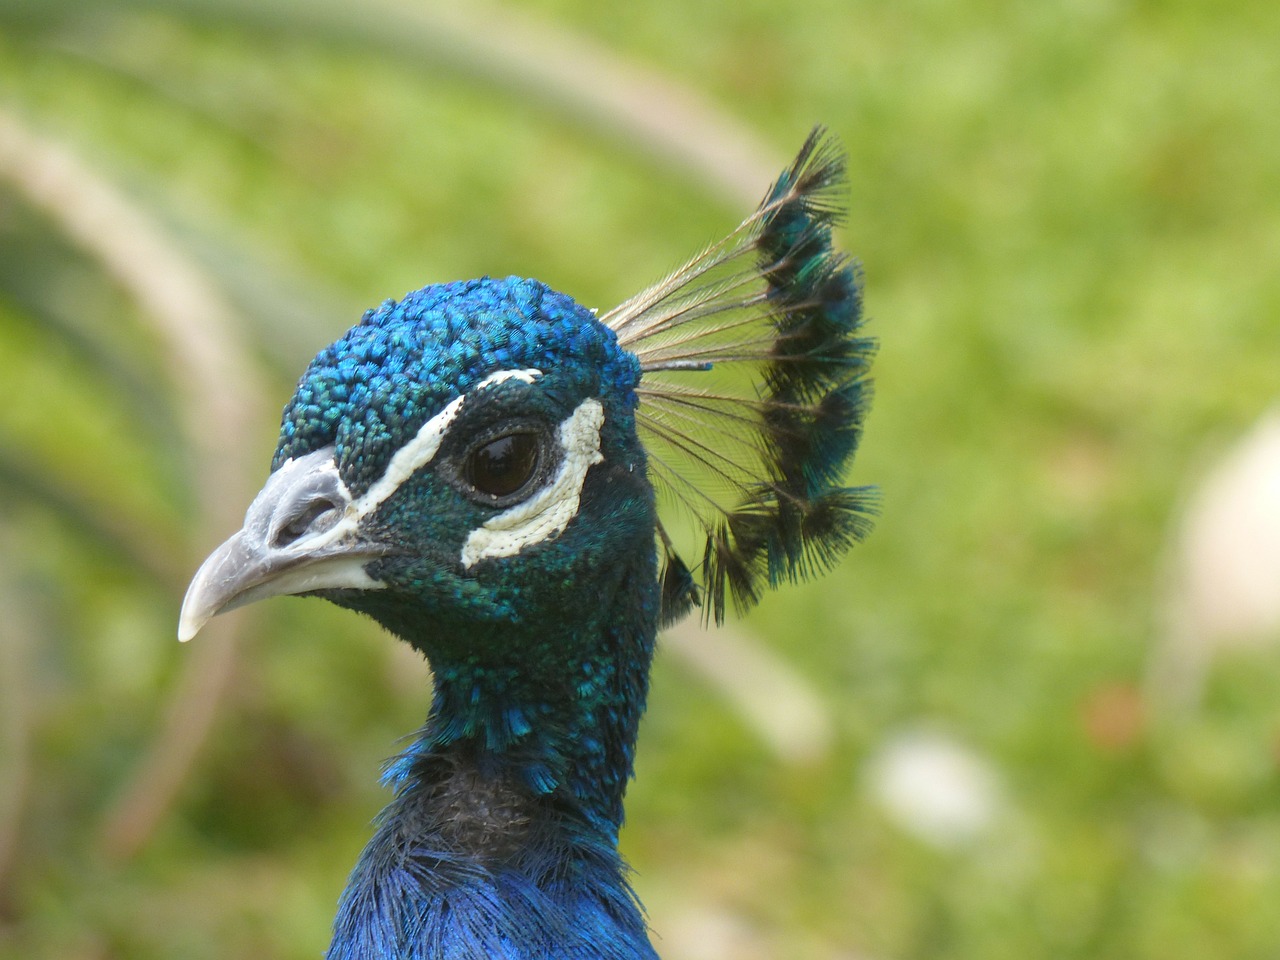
[604,126,876,623]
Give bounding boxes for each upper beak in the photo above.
[178,446,385,641]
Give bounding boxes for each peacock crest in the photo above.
[606,127,876,625]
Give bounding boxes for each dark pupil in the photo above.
[466,433,539,497]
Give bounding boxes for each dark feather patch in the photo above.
[603,127,875,625]
[658,546,699,628]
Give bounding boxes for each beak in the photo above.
[178,446,386,641]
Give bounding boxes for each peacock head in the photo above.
[179,277,658,655]
[180,129,875,666]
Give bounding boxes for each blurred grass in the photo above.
[1,1,1279,958]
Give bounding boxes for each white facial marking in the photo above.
[359,392,468,515]
[460,397,605,568]
[275,368,547,560]
[181,369,555,640]
[477,368,542,388]
[262,396,468,564]
[354,368,544,519]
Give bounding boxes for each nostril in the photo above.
[273,499,340,548]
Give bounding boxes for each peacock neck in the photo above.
[360,519,655,839]
[391,545,658,837]
[325,548,661,959]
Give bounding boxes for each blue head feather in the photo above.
[274,277,641,491]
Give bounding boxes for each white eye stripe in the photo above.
[356,393,467,518]
[275,368,546,558]
[460,397,604,568]
[353,367,544,521]
[476,368,542,388]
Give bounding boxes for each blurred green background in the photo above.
[2,1,1279,957]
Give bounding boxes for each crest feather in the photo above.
[602,127,877,625]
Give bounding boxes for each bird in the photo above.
[178,127,875,960]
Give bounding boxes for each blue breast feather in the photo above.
[327,761,657,960]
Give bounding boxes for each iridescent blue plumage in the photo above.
[274,278,642,491]
[178,127,872,959]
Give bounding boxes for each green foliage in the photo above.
[1,1,1279,958]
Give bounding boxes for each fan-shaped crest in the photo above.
[602,127,877,625]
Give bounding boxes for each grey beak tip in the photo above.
[175,448,378,643]
[177,578,212,642]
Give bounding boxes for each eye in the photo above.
[464,432,540,498]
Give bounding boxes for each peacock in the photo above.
[178,127,875,960]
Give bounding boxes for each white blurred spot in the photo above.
[662,908,768,960]
[659,903,886,960]
[866,729,1005,849]
[1150,407,1280,709]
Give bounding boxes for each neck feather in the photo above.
[390,541,658,832]
[325,547,659,959]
